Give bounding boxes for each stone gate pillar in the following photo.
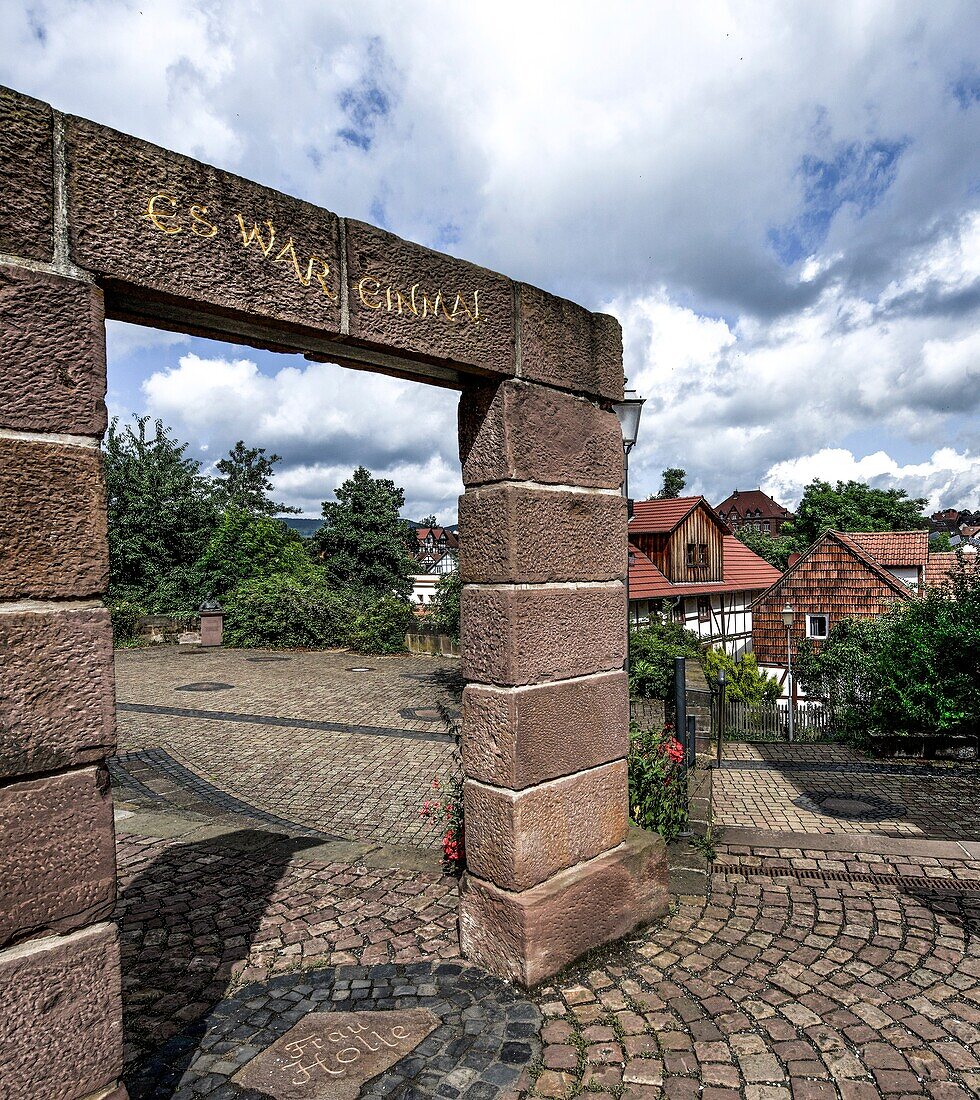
[0,89,125,1099]
[457,290,668,987]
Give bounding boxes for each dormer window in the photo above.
[686,542,708,569]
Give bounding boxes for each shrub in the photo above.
[223,571,348,649]
[346,593,416,654]
[627,723,688,841]
[429,569,461,640]
[108,597,145,645]
[704,647,781,704]
[628,615,702,699]
[420,773,465,874]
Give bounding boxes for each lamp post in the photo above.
[613,386,645,633]
[781,602,795,743]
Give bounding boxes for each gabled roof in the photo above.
[845,530,929,567]
[753,530,914,608]
[629,496,728,535]
[715,489,793,520]
[628,536,780,600]
[924,551,967,588]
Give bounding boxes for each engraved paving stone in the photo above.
[233,1008,439,1100]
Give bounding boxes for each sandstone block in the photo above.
[66,115,342,337]
[463,762,628,891]
[459,828,670,986]
[0,767,116,947]
[461,584,626,686]
[0,608,115,780]
[459,484,625,584]
[0,86,53,261]
[345,219,515,375]
[0,438,108,599]
[0,923,123,1099]
[518,283,624,402]
[461,671,628,789]
[0,265,107,435]
[458,379,624,489]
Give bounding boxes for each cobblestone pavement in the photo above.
[114,647,461,849]
[530,850,980,1100]
[115,826,461,1076]
[713,742,980,839]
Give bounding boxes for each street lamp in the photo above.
[781,602,795,743]
[613,386,645,632]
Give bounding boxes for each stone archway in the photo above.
[0,85,667,1099]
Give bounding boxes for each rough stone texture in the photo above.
[0,437,108,599]
[0,766,116,947]
[459,484,625,584]
[0,607,115,781]
[461,671,628,789]
[459,828,670,986]
[458,379,623,490]
[66,115,343,338]
[0,265,108,435]
[0,85,54,262]
[199,610,223,646]
[518,283,624,403]
[345,219,515,375]
[460,584,626,686]
[463,762,629,891]
[0,923,124,1100]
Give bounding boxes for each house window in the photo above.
[763,521,771,533]
[807,614,829,639]
[697,596,712,622]
[686,542,708,568]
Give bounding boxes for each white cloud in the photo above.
[140,352,461,519]
[762,446,980,511]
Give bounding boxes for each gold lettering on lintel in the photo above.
[141,191,483,327]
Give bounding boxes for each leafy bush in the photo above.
[628,616,702,699]
[796,553,979,739]
[704,647,781,704]
[223,572,348,649]
[108,597,145,645]
[346,593,416,654]
[627,723,688,841]
[429,569,461,639]
[420,773,465,874]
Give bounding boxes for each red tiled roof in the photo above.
[925,552,960,588]
[628,536,779,599]
[845,530,928,567]
[714,489,793,520]
[629,496,724,535]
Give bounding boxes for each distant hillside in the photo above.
[280,517,326,538]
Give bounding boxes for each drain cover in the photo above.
[175,682,235,692]
[796,789,904,821]
[347,666,375,673]
[246,656,291,663]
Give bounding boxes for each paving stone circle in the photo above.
[176,681,237,692]
[795,788,906,821]
[126,961,540,1100]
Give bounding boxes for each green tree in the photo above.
[103,416,218,609]
[312,466,418,599]
[704,647,781,704]
[628,613,702,699]
[653,467,687,500]
[194,507,313,600]
[735,527,795,570]
[418,513,438,527]
[783,479,928,549]
[213,440,300,515]
[430,569,462,639]
[930,531,953,553]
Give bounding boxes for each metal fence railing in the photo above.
[724,698,832,742]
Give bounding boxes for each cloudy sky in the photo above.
[5,1,979,521]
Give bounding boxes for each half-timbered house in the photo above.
[627,496,781,655]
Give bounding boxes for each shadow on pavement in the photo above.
[118,828,321,1099]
